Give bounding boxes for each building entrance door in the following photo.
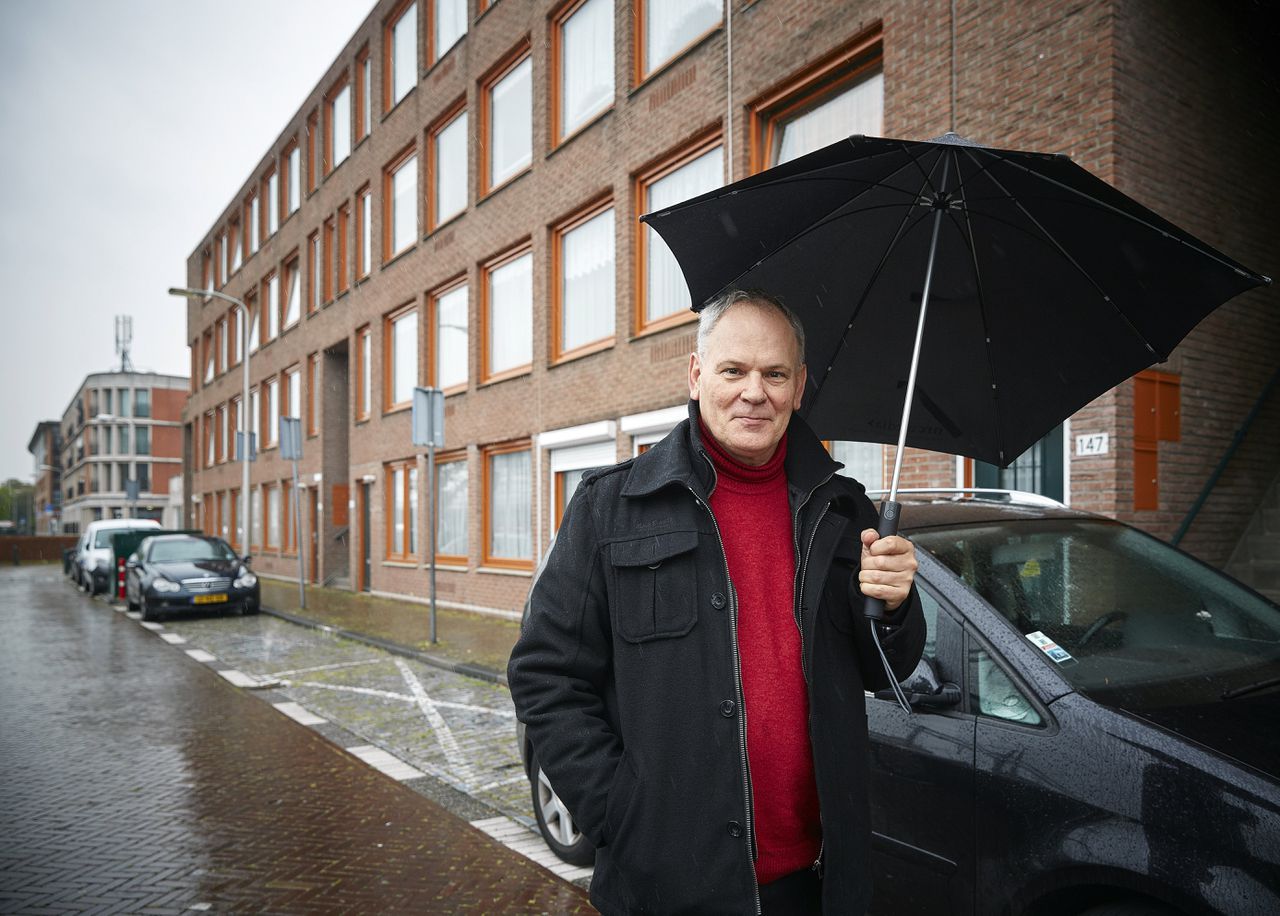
[975,425,1064,501]
[359,481,372,592]
[308,488,319,583]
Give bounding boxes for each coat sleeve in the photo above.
[507,479,620,848]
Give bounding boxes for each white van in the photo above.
[75,518,163,595]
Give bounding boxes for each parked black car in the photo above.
[125,534,259,622]
[519,491,1280,914]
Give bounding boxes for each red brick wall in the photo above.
[152,388,188,423]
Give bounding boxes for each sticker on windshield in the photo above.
[1026,630,1075,665]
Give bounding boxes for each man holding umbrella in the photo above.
[509,288,926,914]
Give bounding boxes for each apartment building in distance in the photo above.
[27,421,62,534]
[181,0,1278,615]
[58,372,188,534]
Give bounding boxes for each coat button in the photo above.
[719,700,735,717]
[727,821,743,837]
[710,592,726,610]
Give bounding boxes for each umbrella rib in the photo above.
[958,147,1165,359]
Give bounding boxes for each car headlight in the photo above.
[152,578,181,593]
[234,572,257,589]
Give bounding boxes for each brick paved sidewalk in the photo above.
[0,566,590,915]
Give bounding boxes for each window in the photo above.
[638,0,720,80]
[384,302,419,411]
[306,109,319,194]
[554,200,615,360]
[118,388,131,418]
[355,325,372,421]
[217,491,229,541]
[384,144,418,259]
[282,255,301,329]
[429,279,468,391]
[284,141,301,214]
[246,295,260,353]
[750,37,883,172]
[262,272,279,342]
[555,468,589,530]
[136,463,149,493]
[266,483,281,550]
[203,332,214,383]
[482,246,532,381]
[205,412,215,467]
[429,102,467,229]
[229,219,242,274]
[218,404,228,462]
[435,453,468,562]
[356,46,372,142]
[327,74,352,172]
[307,232,321,314]
[264,168,279,237]
[284,364,301,421]
[136,426,150,456]
[218,316,230,371]
[249,386,260,451]
[135,389,150,419]
[264,376,279,448]
[386,458,419,559]
[282,480,295,553]
[483,441,531,568]
[201,251,212,294]
[246,191,260,255]
[386,0,418,110]
[230,397,241,459]
[554,0,614,143]
[219,229,230,286]
[251,486,263,551]
[481,45,532,193]
[323,217,335,303]
[355,184,372,279]
[431,0,466,64]
[637,135,722,331]
[830,441,882,489]
[306,353,319,436]
[337,203,350,294]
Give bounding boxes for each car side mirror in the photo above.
[242,554,252,565]
[876,657,962,710]
[126,558,139,569]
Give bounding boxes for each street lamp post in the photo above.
[168,288,251,556]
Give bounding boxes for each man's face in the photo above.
[689,301,807,467]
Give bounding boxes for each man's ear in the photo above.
[689,352,702,401]
[792,364,808,410]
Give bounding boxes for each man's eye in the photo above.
[722,368,742,377]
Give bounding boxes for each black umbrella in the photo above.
[642,132,1269,620]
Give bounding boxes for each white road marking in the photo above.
[472,773,529,793]
[139,621,164,631]
[160,633,187,644]
[470,816,593,883]
[125,611,141,620]
[185,649,218,663]
[217,668,272,688]
[268,657,386,678]
[346,744,425,781]
[273,701,327,726]
[280,679,414,703]
[395,658,479,786]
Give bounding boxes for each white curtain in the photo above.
[436,284,468,388]
[831,441,883,489]
[393,2,417,105]
[488,253,532,374]
[360,332,372,415]
[267,172,279,234]
[437,460,468,556]
[266,378,279,445]
[645,0,719,73]
[288,146,300,213]
[332,84,351,166]
[435,111,468,224]
[267,274,280,339]
[219,492,228,540]
[408,467,419,555]
[287,368,300,419]
[561,0,613,136]
[283,267,300,327]
[490,58,532,186]
[360,192,372,275]
[562,208,615,351]
[361,57,372,136]
[392,466,405,553]
[489,449,531,560]
[776,71,884,164]
[393,154,418,253]
[646,146,722,319]
[250,389,260,443]
[251,488,263,550]
[393,310,419,404]
[230,224,242,273]
[436,0,466,59]
[249,197,259,252]
[268,486,281,548]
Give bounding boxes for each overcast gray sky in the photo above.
[0,0,373,482]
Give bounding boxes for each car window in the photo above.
[969,642,1043,726]
[149,539,235,563]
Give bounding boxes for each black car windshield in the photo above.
[148,539,236,563]
[913,518,1280,709]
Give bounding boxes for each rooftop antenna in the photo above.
[115,315,134,372]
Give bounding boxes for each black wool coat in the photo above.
[508,404,926,914]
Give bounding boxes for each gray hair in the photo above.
[696,289,807,366]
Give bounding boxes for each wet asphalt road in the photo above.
[0,565,591,914]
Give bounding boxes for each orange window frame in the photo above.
[281,138,299,213]
[633,130,721,336]
[551,0,614,146]
[634,0,721,85]
[552,195,615,363]
[355,325,372,421]
[433,450,468,564]
[323,217,336,302]
[481,439,533,570]
[263,375,279,448]
[383,301,419,413]
[479,242,533,384]
[324,70,351,176]
[307,231,320,314]
[385,457,419,561]
[478,39,532,198]
[337,203,350,294]
[282,479,295,554]
[382,142,418,261]
[355,184,372,280]
[305,109,319,193]
[426,97,466,232]
[261,167,278,238]
[282,253,301,330]
[260,271,277,343]
[427,274,468,394]
[355,45,371,142]
[263,482,279,550]
[384,0,418,113]
[306,353,319,437]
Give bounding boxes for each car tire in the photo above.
[127,593,139,611]
[529,751,594,866]
[242,602,260,616]
[139,599,158,622]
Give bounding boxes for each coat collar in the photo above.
[621,400,841,500]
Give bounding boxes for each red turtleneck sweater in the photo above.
[701,423,822,885]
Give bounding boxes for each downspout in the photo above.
[725,0,733,180]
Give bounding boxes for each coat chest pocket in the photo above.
[609,530,700,643]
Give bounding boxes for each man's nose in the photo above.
[740,372,766,402]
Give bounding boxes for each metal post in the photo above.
[428,441,437,645]
[293,459,305,609]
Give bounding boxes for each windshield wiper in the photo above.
[1221,676,1280,701]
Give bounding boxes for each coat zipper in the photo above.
[689,458,763,916]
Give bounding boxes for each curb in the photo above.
[261,605,509,688]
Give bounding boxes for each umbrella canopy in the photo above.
[642,133,1270,467]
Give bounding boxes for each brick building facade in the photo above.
[57,372,189,534]
[182,0,1278,616]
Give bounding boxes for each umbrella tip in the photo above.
[928,131,982,147]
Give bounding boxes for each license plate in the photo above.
[192,593,228,605]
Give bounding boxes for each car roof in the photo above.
[146,533,221,544]
[896,498,1094,533]
[86,518,162,531]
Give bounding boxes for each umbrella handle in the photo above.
[863,500,902,620]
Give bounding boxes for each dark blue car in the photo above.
[125,534,259,622]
